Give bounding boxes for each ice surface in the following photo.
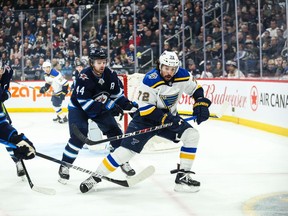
[0,113,287,216]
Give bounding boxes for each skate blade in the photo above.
[174,184,200,193]
[58,178,68,185]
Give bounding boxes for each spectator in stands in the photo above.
[62,12,73,31]
[274,56,285,77]
[11,58,21,80]
[187,59,201,78]
[33,41,46,58]
[140,28,157,49]
[119,48,129,66]
[88,26,97,43]
[263,59,277,77]
[200,61,214,78]
[126,44,135,65]
[226,60,245,78]
[263,20,279,38]
[95,18,105,40]
[111,33,126,52]
[266,36,282,59]
[66,49,76,68]
[23,58,35,80]
[111,56,124,70]
[61,60,73,80]
[212,61,226,78]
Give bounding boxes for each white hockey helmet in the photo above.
[42,61,51,68]
[159,51,180,68]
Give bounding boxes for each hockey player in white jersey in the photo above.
[80,51,211,193]
[40,61,69,123]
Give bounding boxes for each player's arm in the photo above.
[74,78,111,118]
[185,75,211,125]
[109,72,138,111]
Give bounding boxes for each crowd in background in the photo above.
[0,0,287,80]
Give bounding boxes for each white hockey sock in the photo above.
[96,146,136,176]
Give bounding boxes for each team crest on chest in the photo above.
[160,93,178,109]
[79,74,89,80]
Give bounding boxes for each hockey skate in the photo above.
[53,115,60,122]
[58,116,68,124]
[120,162,136,177]
[171,166,200,193]
[80,175,102,193]
[58,165,70,184]
[16,161,25,178]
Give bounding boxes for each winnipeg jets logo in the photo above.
[79,74,89,80]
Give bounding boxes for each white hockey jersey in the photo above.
[137,67,201,116]
[44,68,68,95]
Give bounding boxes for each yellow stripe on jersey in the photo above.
[180,152,196,160]
[139,106,156,116]
[151,80,165,89]
[174,76,190,82]
[102,158,117,172]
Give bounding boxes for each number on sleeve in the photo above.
[137,91,149,101]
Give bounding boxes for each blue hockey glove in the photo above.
[10,133,36,160]
[0,90,11,102]
[193,97,211,125]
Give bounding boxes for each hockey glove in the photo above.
[59,92,66,100]
[111,104,124,117]
[10,133,36,160]
[161,112,185,132]
[123,101,139,111]
[193,97,211,125]
[104,100,124,117]
[0,90,11,102]
[39,86,48,94]
[40,83,51,94]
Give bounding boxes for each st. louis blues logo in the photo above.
[160,93,178,109]
[79,73,89,81]
[131,138,140,145]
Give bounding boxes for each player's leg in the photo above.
[79,120,156,193]
[0,107,25,178]
[58,108,88,184]
[94,114,136,176]
[158,122,201,192]
[51,96,67,123]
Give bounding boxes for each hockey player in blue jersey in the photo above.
[58,48,138,184]
[0,60,34,177]
[0,83,36,162]
[80,51,211,193]
[39,61,69,123]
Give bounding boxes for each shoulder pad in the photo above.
[143,69,165,88]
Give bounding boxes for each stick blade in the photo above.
[32,186,56,195]
[215,101,229,118]
[127,165,155,187]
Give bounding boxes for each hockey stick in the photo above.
[71,122,173,146]
[1,139,154,187]
[12,81,38,90]
[185,101,230,121]
[0,139,56,195]
[35,152,155,187]
[1,103,12,124]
